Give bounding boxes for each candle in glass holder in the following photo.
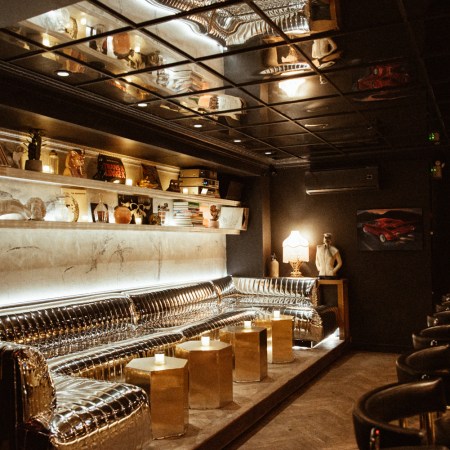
[135,216,142,225]
[273,310,281,319]
[154,353,165,365]
[244,320,252,329]
[201,336,210,347]
[126,178,133,186]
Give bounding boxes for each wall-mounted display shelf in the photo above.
[0,166,243,235]
[0,167,240,206]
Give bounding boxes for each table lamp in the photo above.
[282,230,309,277]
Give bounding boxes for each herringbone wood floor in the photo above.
[224,351,400,450]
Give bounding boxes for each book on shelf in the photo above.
[180,168,217,180]
[179,177,219,188]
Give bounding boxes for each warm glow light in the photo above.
[279,77,306,97]
[193,124,203,128]
[283,231,309,277]
[80,16,87,26]
[273,310,281,319]
[154,353,165,365]
[56,70,70,77]
[182,187,189,194]
[137,102,147,107]
[135,217,142,225]
[42,165,51,173]
[134,45,141,53]
[42,36,50,47]
[244,320,252,329]
[201,336,210,347]
[126,179,133,186]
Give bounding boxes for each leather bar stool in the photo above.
[427,312,450,328]
[413,326,450,350]
[352,379,449,450]
[396,345,450,404]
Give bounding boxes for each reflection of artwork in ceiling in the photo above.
[146,0,337,46]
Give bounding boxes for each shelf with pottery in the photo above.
[0,166,242,234]
[0,166,240,207]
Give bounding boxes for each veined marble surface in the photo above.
[0,228,227,305]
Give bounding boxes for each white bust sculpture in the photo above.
[315,233,342,277]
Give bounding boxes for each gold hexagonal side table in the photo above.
[175,339,233,409]
[220,324,268,382]
[124,355,188,439]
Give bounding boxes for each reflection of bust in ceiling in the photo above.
[145,0,336,46]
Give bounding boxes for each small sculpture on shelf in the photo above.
[25,197,46,220]
[209,204,220,228]
[63,149,86,178]
[25,129,44,172]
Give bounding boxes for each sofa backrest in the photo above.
[0,341,55,449]
[232,277,318,306]
[127,282,219,330]
[0,293,136,358]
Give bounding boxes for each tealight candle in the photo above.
[154,353,165,365]
[135,216,142,225]
[182,187,189,194]
[126,178,133,186]
[273,310,281,319]
[201,336,210,347]
[244,320,252,329]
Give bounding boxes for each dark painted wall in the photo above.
[267,160,435,352]
[228,161,449,351]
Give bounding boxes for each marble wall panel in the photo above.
[0,228,227,305]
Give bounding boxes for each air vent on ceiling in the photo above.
[305,167,379,195]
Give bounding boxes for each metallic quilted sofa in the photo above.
[0,275,337,449]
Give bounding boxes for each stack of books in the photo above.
[172,200,202,227]
[179,168,220,198]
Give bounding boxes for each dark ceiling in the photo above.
[0,0,449,175]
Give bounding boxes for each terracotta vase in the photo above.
[114,206,132,224]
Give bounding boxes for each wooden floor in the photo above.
[148,336,400,449]
[224,350,399,450]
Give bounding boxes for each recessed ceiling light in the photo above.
[137,102,148,107]
[55,70,70,77]
[304,123,329,129]
[233,139,242,143]
[265,151,274,155]
[193,124,203,128]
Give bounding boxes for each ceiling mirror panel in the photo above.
[7,2,127,48]
[12,51,107,84]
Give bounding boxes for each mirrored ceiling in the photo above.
[0,0,448,170]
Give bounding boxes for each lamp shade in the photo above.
[282,231,309,263]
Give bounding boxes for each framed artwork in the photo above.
[357,208,423,251]
[139,164,162,190]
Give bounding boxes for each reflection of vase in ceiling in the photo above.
[146,0,314,46]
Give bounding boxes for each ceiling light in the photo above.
[304,123,329,129]
[193,124,203,128]
[55,70,70,77]
[137,102,148,107]
[279,78,306,97]
[265,151,274,155]
[233,139,242,143]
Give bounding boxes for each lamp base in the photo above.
[289,260,304,277]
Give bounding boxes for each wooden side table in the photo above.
[175,339,233,409]
[318,278,349,340]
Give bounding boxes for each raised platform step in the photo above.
[152,335,349,449]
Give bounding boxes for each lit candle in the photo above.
[273,310,281,319]
[244,320,252,329]
[201,336,210,347]
[126,178,133,186]
[154,353,165,365]
[182,187,189,194]
[135,216,142,225]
